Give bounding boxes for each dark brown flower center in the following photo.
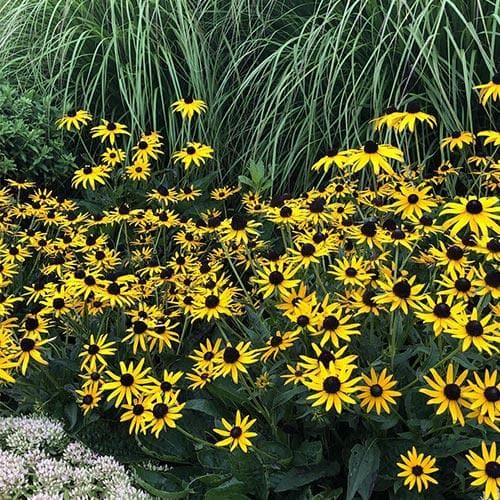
[120,373,134,386]
[393,280,411,299]
[465,200,482,214]
[223,347,240,363]
[444,383,460,400]
[364,141,378,154]
[323,376,341,394]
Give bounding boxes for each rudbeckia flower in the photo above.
[56,109,92,130]
[441,196,500,238]
[474,73,500,106]
[397,447,439,493]
[90,119,130,145]
[348,141,404,176]
[419,363,472,426]
[171,97,208,119]
[172,142,214,170]
[71,165,111,190]
[213,410,257,452]
[465,442,500,500]
[358,368,401,414]
[440,131,475,151]
[393,102,437,132]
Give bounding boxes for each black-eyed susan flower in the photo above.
[288,241,329,269]
[76,385,102,415]
[16,335,52,375]
[350,220,389,250]
[304,362,361,413]
[397,447,438,493]
[120,396,152,435]
[311,299,360,348]
[299,343,358,376]
[101,147,126,166]
[448,308,499,355]
[172,142,214,170]
[414,295,464,336]
[393,102,437,133]
[391,184,437,220]
[348,141,404,176]
[440,131,475,151]
[310,147,351,172]
[358,368,401,414]
[371,106,401,131]
[261,330,299,362]
[351,288,382,316]
[252,261,301,298]
[441,196,500,238]
[214,341,259,383]
[474,73,500,106]
[221,214,261,245]
[328,256,370,287]
[132,138,163,163]
[189,338,223,371]
[473,265,500,299]
[171,97,208,119]
[90,119,130,145]
[56,109,92,130]
[147,370,183,402]
[102,359,153,407]
[465,369,499,422]
[281,363,307,385]
[419,363,471,426]
[375,276,426,314]
[478,130,500,147]
[72,165,110,190]
[79,334,117,371]
[436,268,477,301]
[466,441,500,500]
[186,369,212,390]
[191,289,234,322]
[146,394,185,437]
[429,242,470,280]
[213,410,257,453]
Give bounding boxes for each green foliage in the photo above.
[0,81,74,186]
[0,0,497,192]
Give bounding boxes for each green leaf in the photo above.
[64,401,78,430]
[293,440,323,466]
[273,462,339,492]
[184,398,220,417]
[204,478,249,500]
[346,440,380,500]
[133,468,193,499]
[230,451,269,500]
[197,447,231,471]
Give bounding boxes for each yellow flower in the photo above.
[440,131,475,151]
[304,362,361,413]
[466,442,500,500]
[397,447,439,493]
[56,109,92,130]
[171,97,208,119]
[474,73,500,106]
[172,142,214,170]
[419,363,472,426]
[358,368,401,414]
[90,119,130,145]
[348,141,404,176]
[213,410,257,452]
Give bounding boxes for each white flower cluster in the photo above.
[0,415,151,499]
[0,415,68,453]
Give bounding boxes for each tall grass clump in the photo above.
[0,0,497,192]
